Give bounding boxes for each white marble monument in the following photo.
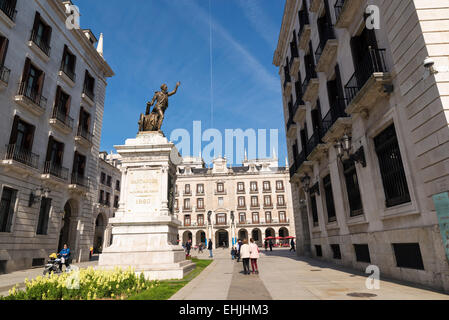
[99,131,195,280]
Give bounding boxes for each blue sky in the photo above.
[76,0,286,166]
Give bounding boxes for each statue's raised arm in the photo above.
[168,82,181,97]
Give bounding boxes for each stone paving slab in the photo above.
[227,260,272,300]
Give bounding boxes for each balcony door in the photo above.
[350,27,378,86]
[45,136,64,168]
[311,100,323,138]
[22,58,44,100]
[9,116,34,152]
[72,152,86,178]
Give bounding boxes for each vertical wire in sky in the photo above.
[209,0,214,129]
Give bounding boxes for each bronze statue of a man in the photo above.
[139,82,181,132]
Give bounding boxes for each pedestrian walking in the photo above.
[269,240,273,252]
[290,238,296,252]
[237,239,243,262]
[240,239,251,275]
[185,239,192,257]
[208,239,213,258]
[249,238,260,274]
[231,246,237,260]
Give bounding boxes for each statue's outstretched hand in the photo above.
[176,81,181,87]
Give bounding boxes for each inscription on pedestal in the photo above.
[127,170,160,214]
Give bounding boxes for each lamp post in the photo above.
[334,134,367,167]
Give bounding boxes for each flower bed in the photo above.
[1,267,158,300]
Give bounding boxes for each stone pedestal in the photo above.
[99,132,195,280]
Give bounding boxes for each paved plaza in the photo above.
[171,248,449,300]
[1,250,449,300]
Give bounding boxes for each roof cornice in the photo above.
[273,0,296,67]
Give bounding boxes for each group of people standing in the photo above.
[232,239,260,275]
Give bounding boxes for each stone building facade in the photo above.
[0,0,114,273]
[274,0,449,291]
[93,152,121,254]
[175,156,295,249]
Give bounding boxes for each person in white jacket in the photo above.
[249,238,260,274]
[240,239,251,275]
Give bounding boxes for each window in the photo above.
[276,180,284,191]
[264,195,272,207]
[7,116,37,168]
[0,35,10,83]
[0,187,17,233]
[30,12,52,56]
[354,244,371,263]
[343,160,363,217]
[83,70,95,100]
[239,212,246,224]
[331,244,342,260]
[36,197,51,235]
[265,212,272,223]
[238,196,246,208]
[252,212,259,224]
[197,198,204,209]
[72,152,86,185]
[115,180,120,191]
[197,184,204,194]
[217,213,226,225]
[100,172,106,185]
[374,124,411,208]
[185,184,191,195]
[323,175,336,222]
[184,215,191,226]
[99,190,104,204]
[393,243,424,270]
[310,195,319,227]
[77,107,91,142]
[114,196,119,208]
[217,182,224,193]
[237,182,245,192]
[44,136,65,179]
[251,196,259,208]
[105,192,111,207]
[60,45,76,81]
[250,182,258,192]
[277,195,286,206]
[19,58,46,106]
[315,245,323,257]
[218,197,224,207]
[183,198,190,210]
[263,181,271,192]
[106,175,112,187]
[279,211,287,223]
[197,214,204,226]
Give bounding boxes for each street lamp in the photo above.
[29,187,51,207]
[334,134,367,167]
[301,174,311,193]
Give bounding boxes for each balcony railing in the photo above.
[44,161,69,180]
[345,47,388,105]
[71,172,88,187]
[4,144,39,169]
[334,0,345,23]
[17,82,47,110]
[60,63,76,82]
[0,65,10,84]
[315,24,336,63]
[76,126,93,143]
[30,30,51,57]
[289,150,306,178]
[0,0,17,22]
[321,99,348,135]
[51,107,74,129]
[289,41,299,71]
[306,131,323,157]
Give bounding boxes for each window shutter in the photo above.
[45,136,54,162]
[21,58,31,84]
[9,115,19,145]
[31,12,41,36]
[0,37,9,66]
[5,189,17,233]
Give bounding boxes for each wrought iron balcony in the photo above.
[16,82,47,111]
[321,99,349,136]
[30,30,51,57]
[334,0,345,23]
[51,107,74,130]
[71,172,88,187]
[0,0,17,22]
[345,48,388,106]
[289,150,306,178]
[83,84,95,102]
[76,126,93,144]
[0,65,10,85]
[334,0,364,29]
[298,9,310,40]
[4,144,39,169]
[289,40,299,70]
[306,131,323,157]
[43,161,69,180]
[283,69,292,94]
